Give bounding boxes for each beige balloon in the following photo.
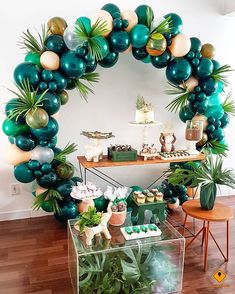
[192,114,208,131]
[35,186,49,200]
[4,144,32,166]
[122,44,132,54]
[180,76,199,92]
[121,10,138,32]
[91,10,113,37]
[168,34,191,57]
[40,51,60,70]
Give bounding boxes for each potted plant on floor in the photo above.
[168,155,235,210]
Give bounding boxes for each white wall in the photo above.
[0,0,235,220]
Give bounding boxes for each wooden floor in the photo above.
[0,197,234,294]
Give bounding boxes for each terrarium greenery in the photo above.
[78,207,102,232]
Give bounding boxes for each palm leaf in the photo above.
[75,73,99,101]
[202,140,229,156]
[165,82,190,112]
[151,16,173,35]
[54,142,78,163]
[146,6,154,29]
[211,64,233,87]
[222,91,235,116]
[32,188,63,213]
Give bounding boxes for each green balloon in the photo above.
[142,55,151,63]
[27,160,40,171]
[132,47,148,60]
[205,105,224,119]
[135,5,154,27]
[101,3,121,19]
[179,105,194,123]
[41,92,61,115]
[71,176,83,184]
[85,58,97,73]
[45,34,66,55]
[37,172,58,188]
[14,62,40,87]
[41,162,52,174]
[24,52,41,67]
[212,59,220,70]
[16,134,36,151]
[109,31,130,52]
[41,201,53,212]
[98,51,119,68]
[2,119,29,137]
[5,99,25,124]
[54,180,75,201]
[92,36,109,60]
[200,77,218,96]
[76,17,92,33]
[195,58,213,79]
[8,136,15,144]
[94,196,109,212]
[60,51,86,79]
[151,51,171,68]
[52,71,67,90]
[14,163,35,183]
[166,58,192,85]
[48,136,57,148]
[130,24,150,48]
[58,90,69,105]
[66,78,76,90]
[190,37,202,52]
[30,117,59,140]
[54,201,78,222]
[164,13,183,36]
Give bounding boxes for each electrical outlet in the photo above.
[10,183,20,195]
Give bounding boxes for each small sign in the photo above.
[213,269,226,283]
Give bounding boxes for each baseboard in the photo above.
[0,209,53,221]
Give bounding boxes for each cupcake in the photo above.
[133,191,141,200]
[143,189,150,195]
[155,192,163,201]
[136,193,146,204]
[146,192,155,202]
[151,188,159,195]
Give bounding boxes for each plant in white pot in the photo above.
[168,155,235,210]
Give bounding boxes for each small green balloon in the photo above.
[135,5,154,27]
[24,52,41,67]
[166,58,192,85]
[132,47,148,60]
[41,162,52,174]
[53,71,67,91]
[45,34,66,55]
[66,79,76,90]
[41,92,61,115]
[2,119,29,137]
[41,201,53,212]
[109,31,130,52]
[98,51,119,68]
[54,201,78,222]
[54,180,75,200]
[190,37,202,52]
[151,51,171,68]
[76,17,92,33]
[16,134,36,151]
[179,105,194,123]
[27,160,41,171]
[58,90,69,105]
[164,13,183,36]
[130,24,150,48]
[142,55,151,63]
[37,172,58,188]
[14,163,35,183]
[101,3,121,19]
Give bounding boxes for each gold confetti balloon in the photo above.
[146,33,167,56]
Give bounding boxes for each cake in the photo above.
[135,95,154,124]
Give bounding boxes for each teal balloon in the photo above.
[142,55,151,63]
[220,113,229,128]
[41,162,52,174]
[217,81,224,93]
[195,58,213,79]
[130,24,150,48]
[14,163,35,183]
[66,78,76,90]
[41,201,53,212]
[199,77,218,96]
[41,93,61,115]
[98,51,119,68]
[109,31,130,52]
[48,137,57,148]
[30,118,59,140]
[2,119,29,137]
[190,37,202,52]
[205,105,224,119]
[71,176,83,184]
[60,51,86,78]
[16,134,36,151]
[92,36,109,59]
[135,5,154,27]
[94,196,109,212]
[27,160,40,171]
[208,92,221,107]
[132,47,148,60]
[45,34,66,55]
[166,58,192,85]
[212,59,220,70]
[54,201,78,222]
[85,58,97,73]
[42,70,53,82]
[37,172,58,188]
[179,105,194,123]
[52,71,67,90]
[14,62,40,87]
[76,17,92,33]
[5,98,25,124]
[101,3,121,19]
[164,13,183,36]
[54,180,75,201]
[151,51,171,68]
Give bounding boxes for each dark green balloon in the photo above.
[151,51,171,68]
[109,31,130,52]
[199,77,218,96]
[5,99,25,124]
[42,69,53,82]
[98,51,119,68]
[194,100,208,114]
[30,117,59,140]
[85,58,97,73]
[135,5,154,27]
[41,93,61,115]
[34,170,43,178]
[66,78,76,90]
[54,201,78,222]
[190,37,202,52]
[54,180,75,200]
[39,82,48,91]
[60,51,86,79]
[195,58,213,79]
[164,13,183,36]
[220,113,229,128]
[15,134,36,151]
[76,17,92,34]
[27,160,40,171]
[94,196,109,212]
[37,172,58,188]
[2,119,29,137]
[212,59,220,70]
[53,71,67,90]
[14,62,40,87]
[41,162,52,174]
[130,24,149,48]
[101,3,121,19]
[48,136,57,148]
[45,34,67,55]
[14,163,35,183]
[132,47,148,60]
[41,201,53,212]
[24,52,41,67]
[71,176,83,184]
[166,58,192,85]
[92,36,109,59]
[179,105,194,123]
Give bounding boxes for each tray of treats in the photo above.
[132,188,164,205]
[121,224,162,240]
[157,150,193,160]
[108,144,137,162]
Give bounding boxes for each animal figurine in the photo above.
[85,144,103,162]
[140,144,158,160]
[159,132,176,152]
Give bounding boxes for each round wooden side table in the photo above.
[182,199,234,272]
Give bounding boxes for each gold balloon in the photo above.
[121,10,138,32]
[40,51,60,71]
[181,77,199,92]
[4,144,32,166]
[47,17,67,35]
[201,43,215,59]
[91,10,113,37]
[168,34,191,57]
[192,114,208,131]
[196,132,208,147]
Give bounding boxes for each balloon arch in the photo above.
[2,3,233,221]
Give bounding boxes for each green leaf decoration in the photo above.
[75,19,108,61]
[146,6,154,29]
[222,91,235,116]
[211,64,233,87]
[202,140,229,156]
[32,188,63,213]
[54,142,77,163]
[6,79,48,121]
[151,16,173,35]
[19,24,48,54]
[75,72,99,101]
[165,82,189,112]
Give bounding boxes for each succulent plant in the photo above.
[117,201,126,212]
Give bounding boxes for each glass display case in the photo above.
[68,214,185,294]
